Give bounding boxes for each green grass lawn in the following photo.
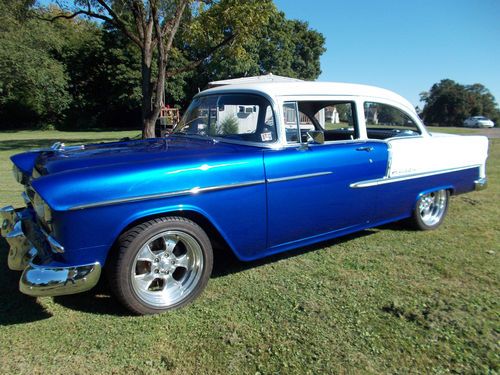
[0,129,498,374]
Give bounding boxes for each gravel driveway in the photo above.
[475,128,500,138]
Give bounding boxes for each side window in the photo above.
[364,102,421,140]
[300,101,358,141]
[323,104,355,131]
[283,101,359,144]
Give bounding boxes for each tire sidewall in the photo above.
[115,218,213,315]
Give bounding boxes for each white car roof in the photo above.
[199,81,417,115]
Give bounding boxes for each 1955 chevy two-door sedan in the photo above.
[1,81,489,314]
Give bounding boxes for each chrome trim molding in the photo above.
[2,203,99,296]
[385,142,393,178]
[2,204,65,266]
[1,205,16,237]
[474,177,488,191]
[267,171,333,184]
[69,179,266,210]
[47,234,65,253]
[350,165,481,188]
[20,260,101,297]
[5,220,32,271]
[21,191,31,206]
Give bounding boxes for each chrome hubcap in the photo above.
[131,230,203,307]
[419,190,447,226]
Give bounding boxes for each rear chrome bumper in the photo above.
[474,177,488,191]
[1,205,101,297]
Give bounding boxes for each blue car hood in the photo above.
[21,136,265,211]
[32,136,244,176]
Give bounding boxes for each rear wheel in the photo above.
[411,189,449,230]
[109,217,213,315]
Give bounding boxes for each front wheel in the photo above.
[109,217,213,315]
[410,189,449,230]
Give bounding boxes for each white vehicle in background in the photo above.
[463,116,495,128]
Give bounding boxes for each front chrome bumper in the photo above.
[20,261,101,297]
[1,205,101,297]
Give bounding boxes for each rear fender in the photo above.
[415,185,454,204]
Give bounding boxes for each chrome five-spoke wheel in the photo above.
[131,231,203,307]
[109,217,213,315]
[412,189,449,230]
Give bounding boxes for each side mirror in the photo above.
[306,130,325,144]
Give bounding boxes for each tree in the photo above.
[181,10,325,103]
[51,0,275,138]
[0,1,72,128]
[420,79,500,126]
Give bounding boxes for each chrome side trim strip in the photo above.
[350,165,480,188]
[267,171,333,184]
[69,179,266,210]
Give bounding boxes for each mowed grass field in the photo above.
[0,129,498,374]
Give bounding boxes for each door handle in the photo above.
[356,146,374,152]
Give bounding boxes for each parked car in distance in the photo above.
[463,116,495,128]
[1,80,489,315]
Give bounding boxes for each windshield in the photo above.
[173,94,277,143]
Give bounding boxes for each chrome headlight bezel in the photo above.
[33,192,53,232]
[12,164,29,185]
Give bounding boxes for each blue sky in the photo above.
[274,0,500,107]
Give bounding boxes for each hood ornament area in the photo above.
[29,142,85,153]
[51,142,65,150]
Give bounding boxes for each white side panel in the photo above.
[388,133,489,179]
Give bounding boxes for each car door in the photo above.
[264,101,389,249]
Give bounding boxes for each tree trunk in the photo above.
[142,117,157,138]
[141,46,157,139]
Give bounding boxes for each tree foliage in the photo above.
[181,10,325,105]
[48,0,279,137]
[0,1,71,127]
[0,1,326,131]
[420,79,500,126]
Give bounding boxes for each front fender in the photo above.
[52,180,268,266]
[109,204,240,260]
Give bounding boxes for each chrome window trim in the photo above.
[350,165,481,188]
[267,171,333,184]
[203,137,284,150]
[69,179,266,210]
[282,101,302,145]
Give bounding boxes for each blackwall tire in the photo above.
[108,217,213,315]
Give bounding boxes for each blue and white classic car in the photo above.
[1,81,489,314]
